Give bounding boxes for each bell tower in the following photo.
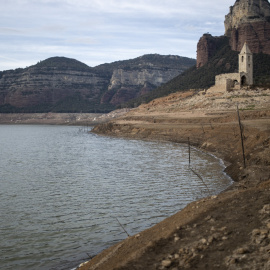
[239,42,253,85]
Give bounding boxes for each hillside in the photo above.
[95,54,195,72]
[125,37,270,108]
[0,55,195,113]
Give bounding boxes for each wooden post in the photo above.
[188,137,191,167]
[237,105,246,168]
[190,168,211,196]
[201,124,205,133]
[116,218,130,237]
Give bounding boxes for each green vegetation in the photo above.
[34,57,92,72]
[95,54,196,72]
[240,104,256,111]
[0,93,114,113]
[253,53,270,87]
[50,92,114,113]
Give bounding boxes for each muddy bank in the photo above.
[93,109,270,185]
[77,90,270,270]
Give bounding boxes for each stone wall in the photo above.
[215,73,240,91]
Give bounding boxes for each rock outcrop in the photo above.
[225,0,270,54]
[0,62,109,109]
[102,67,182,105]
[197,0,270,68]
[196,35,227,68]
[0,55,195,112]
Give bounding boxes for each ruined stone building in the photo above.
[209,42,253,92]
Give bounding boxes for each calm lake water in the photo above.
[0,125,232,270]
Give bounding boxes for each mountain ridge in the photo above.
[0,54,195,113]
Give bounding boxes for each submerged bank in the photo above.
[78,90,270,270]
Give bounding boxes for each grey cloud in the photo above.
[0,27,21,34]
[0,0,236,71]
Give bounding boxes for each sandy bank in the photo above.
[77,89,270,270]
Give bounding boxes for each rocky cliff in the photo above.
[0,55,195,113]
[197,0,270,68]
[0,58,110,111]
[102,67,182,105]
[225,0,270,53]
[196,35,228,68]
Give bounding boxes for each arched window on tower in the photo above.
[242,56,244,62]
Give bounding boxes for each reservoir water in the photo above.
[0,125,232,270]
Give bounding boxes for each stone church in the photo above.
[209,43,253,93]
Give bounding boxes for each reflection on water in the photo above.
[0,125,232,270]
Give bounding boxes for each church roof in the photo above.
[240,42,252,54]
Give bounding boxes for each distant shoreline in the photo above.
[0,113,102,125]
[0,109,130,126]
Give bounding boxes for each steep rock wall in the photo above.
[108,68,181,90]
[0,67,110,108]
[197,0,270,68]
[225,0,270,54]
[196,35,228,68]
[102,68,183,105]
[225,0,270,36]
[230,20,270,54]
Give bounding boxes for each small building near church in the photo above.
[208,43,253,92]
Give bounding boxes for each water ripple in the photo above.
[0,125,232,270]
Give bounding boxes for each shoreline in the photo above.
[0,109,130,126]
[77,99,270,269]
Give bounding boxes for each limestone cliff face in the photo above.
[109,68,180,90]
[0,67,109,108]
[103,67,183,105]
[99,54,195,106]
[0,59,110,111]
[225,0,270,54]
[197,0,270,68]
[0,55,195,112]
[225,0,270,35]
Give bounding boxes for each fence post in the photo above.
[237,105,246,168]
[188,137,191,167]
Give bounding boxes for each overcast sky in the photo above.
[0,0,236,71]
